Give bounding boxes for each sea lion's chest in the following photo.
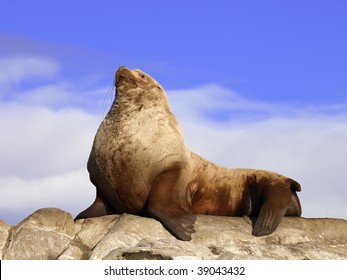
[89,107,187,180]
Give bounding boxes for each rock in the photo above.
[0,220,11,259]
[3,208,75,260]
[1,208,347,260]
[59,215,117,260]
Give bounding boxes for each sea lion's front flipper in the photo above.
[147,166,196,241]
[75,190,115,220]
[147,207,196,241]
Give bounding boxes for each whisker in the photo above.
[101,79,115,117]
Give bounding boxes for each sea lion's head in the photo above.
[116,66,163,91]
[114,66,169,107]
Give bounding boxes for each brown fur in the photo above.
[75,66,302,241]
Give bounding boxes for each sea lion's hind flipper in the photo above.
[252,204,287,236]
[147,207,196,241]
[252,187,291,236]
[75,191,115,220]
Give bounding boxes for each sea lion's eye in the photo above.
[139,73,145,79]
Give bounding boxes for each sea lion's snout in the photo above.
[116,66,130,80]
[115,66,137,86]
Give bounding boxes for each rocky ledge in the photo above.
[0,208,346,260]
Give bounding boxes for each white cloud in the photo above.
[0,169,93,222]
[0,57,346,225]
[0,102,100,224]
[0,56,59,85]
[0,103,100,178]
[0,55,110,224]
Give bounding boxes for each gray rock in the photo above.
[1,208,346,260]
[58,215,117,260]
[3,208,75,260]
[0,220,11,259]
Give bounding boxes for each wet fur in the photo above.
[75,66,302,241]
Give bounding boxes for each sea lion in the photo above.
[75,66,302,241]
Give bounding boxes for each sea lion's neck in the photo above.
[108,87,172,115]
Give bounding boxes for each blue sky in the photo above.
[2,0,347,104]
[1,1,347,224]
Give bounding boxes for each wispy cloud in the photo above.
[0,56,60,85]
[0,56,112,112]
[168,85,347,121]
[0,55,346,225]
